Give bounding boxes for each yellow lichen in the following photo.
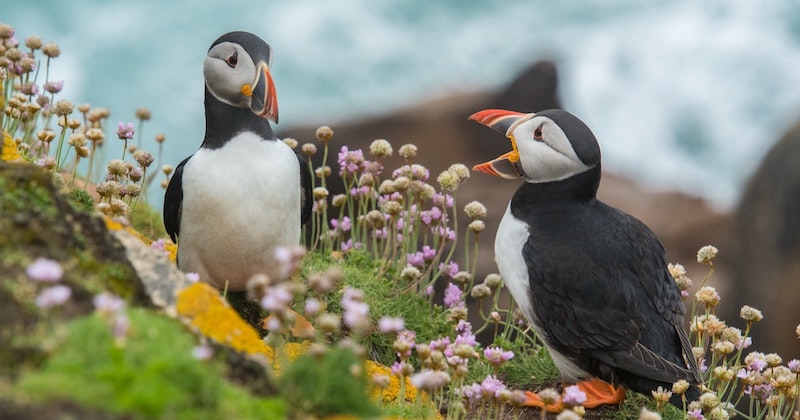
[103,216,177,262]
[176,282,272,357]
[1,131,22,162]
[366,360,419,403]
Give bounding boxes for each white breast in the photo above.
[495,203,535,322]
[178,132,302,290]
[494,203,590,382]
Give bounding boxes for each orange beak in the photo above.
[469,109,529,179]
[249,62,279,124]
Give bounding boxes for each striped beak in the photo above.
[469,109,532,179]
[249,61,279,124]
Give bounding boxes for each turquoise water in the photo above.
[6,1,800,207]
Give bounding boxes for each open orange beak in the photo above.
[249,62,279,123]
[469,109,531,179]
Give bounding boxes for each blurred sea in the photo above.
[6,0,800,208]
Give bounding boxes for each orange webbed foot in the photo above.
[574,378,626,408]
[524,378,626,413]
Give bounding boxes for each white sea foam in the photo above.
[6,0,800,208]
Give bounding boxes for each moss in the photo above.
[128,201,168,240]
[11,308,285,420]
[279,346,381,418]
[68,188,95,213]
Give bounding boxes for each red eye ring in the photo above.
[225,50,238,68]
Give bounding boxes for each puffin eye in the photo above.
[225,50,238,68]
[533,123,544,141]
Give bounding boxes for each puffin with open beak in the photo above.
[164,31,311,290]
[470,109,701,409]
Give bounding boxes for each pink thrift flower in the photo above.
[35,285,71,308]
[113,313,130,338]
[378,317,405,334]
[439,261,459,278]
[410,369,450,391]
[185,272,200,283]
[151,239,170,257]
[93,292,125,314]
[26,258,63,282]
[192,344,214,360]
[304,298,321,316]
[479,375,506,399]
[443,282,462,308]
[116,122,135,140]
[260,285,293,312]
[562,385,587,406]
[484,346,515,366]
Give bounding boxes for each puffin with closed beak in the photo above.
[164,31,311,290]
[470,108,701,409]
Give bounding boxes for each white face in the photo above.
[507,115,592,183]
[203,41,258,108]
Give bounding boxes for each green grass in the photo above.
[13,308,285,420]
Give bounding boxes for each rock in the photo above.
[730,118,800,357]
[0,161,143,378]
[111,229,190,309]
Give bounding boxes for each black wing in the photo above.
[298,151,312,225]
[526,201,700,384]
[163,156,191,243]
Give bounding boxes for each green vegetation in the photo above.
[13,308,285,420]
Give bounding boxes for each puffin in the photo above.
[163,31,311,291]
[470,109,701,408]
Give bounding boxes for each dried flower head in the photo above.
[537,388,560,405]
[0,23,15,39]
[382,200,402,215]
[398,143,417,160]
[85,128,104,142]
[106,159,128,177]
[740,305,763,323]
[42,42,61,58]
[133,150,154,168]
[448,163,470,182]
[313,187,329,200]
[470,284,492,299]
[68,133,86,148]
[315,125,333,142]
[135,107,151,120]
[122,183,141,197]
[331,193,346,207]
[639,407,662,420]
[155,133,166,143]
[672,379,690,394]
[697,245,719,266]
[369,138,393,158]
[301,142,317,156]
[25,36,42,50]
[695,286,720,307]
[400,265,420,281]
[468,220,485,233]
[464,201,487,219]
[314,165,331,178]
[437,169,459,192]
[53,99,73,116]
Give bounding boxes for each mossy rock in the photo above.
[0,161,145,377]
